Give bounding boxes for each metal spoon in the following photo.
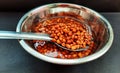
[0,31,88,51]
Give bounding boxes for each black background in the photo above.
[0,0,120,12]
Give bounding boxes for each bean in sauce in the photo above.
[27,12,96,59]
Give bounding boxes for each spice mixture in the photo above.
[27,12,96,59]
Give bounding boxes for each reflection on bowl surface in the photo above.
[16,3,113,65]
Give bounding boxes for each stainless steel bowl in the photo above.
[16,3,114,65]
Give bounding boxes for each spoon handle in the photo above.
[0,31,52,41]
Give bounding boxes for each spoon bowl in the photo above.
[55,43,89,51]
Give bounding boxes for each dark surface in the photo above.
[0,0,120,12]
[0,12,119,73]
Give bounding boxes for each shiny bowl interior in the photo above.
[16,3,113,65]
